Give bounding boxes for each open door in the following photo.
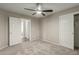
[59,13,74,49]
[9,17,22,46]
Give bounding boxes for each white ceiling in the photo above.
[0,3,79,18]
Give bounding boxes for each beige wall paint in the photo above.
[0,15,8,49]
[31,19,40,41]
[41,6,79,45]
[41,16,59,44]
[0,10,40,49]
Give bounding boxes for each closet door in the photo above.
[59,13,74,49]
[9,17,22,46]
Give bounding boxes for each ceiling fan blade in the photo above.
[32,13,36,15]
[24,8,36,11]
[42,10,53,12]
[41,13,45,16]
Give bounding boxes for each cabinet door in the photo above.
[59,13,74,49]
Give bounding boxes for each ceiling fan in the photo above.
[24,3,53,16]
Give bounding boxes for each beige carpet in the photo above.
[0,40,78,55]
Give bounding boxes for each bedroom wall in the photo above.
[0,9,40,49]
[40,6,79,45]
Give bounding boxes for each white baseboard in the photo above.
[0,45,8,50]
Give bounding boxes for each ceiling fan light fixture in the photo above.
[24,3,53,16]
[36,11,42,14]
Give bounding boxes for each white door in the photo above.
[9,17,22,46]
[59,13,74,49]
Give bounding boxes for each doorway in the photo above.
[74,14,79,49]
[21,19,31,42]
[9,17,31,46]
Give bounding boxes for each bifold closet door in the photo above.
[59,13,74,49]
[9,17,22,46]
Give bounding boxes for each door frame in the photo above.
[21,18,31,41]
[59,11,79,50]
[73,12,79,49]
